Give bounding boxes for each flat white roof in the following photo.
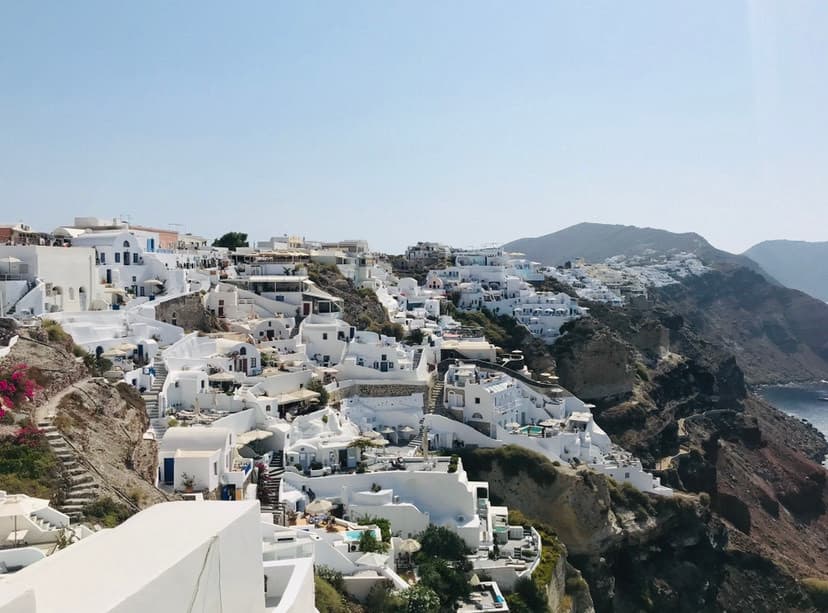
[0,501,260,613]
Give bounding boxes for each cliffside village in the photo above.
[0,219,682,612]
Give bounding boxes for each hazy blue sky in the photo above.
[1,2,826,253]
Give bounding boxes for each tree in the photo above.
[212,232,249,250]
[416,558,470,611]
[359,529,388,553]
[306,378,329,407]
[416,525,471,562]
[405,328,425,345]
[402,584,440,613]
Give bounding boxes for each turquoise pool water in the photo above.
[516,425,543,436]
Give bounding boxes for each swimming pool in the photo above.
[516,425,543,436]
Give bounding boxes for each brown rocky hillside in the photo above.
[547,288,828,612]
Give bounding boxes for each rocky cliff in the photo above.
[546,285,828,611]
[460,446,820,613]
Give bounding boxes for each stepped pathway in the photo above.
[656,418,690,470]
[38,421,99,521]
[142,351,169,441]
[32,377,93,425]
[426,381,445,414]
[259,451,287,525]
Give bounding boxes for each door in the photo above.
[302,302,311,316]
[221,484,236,501]
[338,449,349,468]
[106,269,112,284]
[163,458,175,485]
[123,251,130,266]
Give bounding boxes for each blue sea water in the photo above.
[757,382,828,441]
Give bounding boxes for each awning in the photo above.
[208,372,236,382]
[101,348,127,358]
[236,430,274,445]
[355,552,388,567]
[272,389,320,404]
[143,279,164,286]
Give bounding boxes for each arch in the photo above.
[123,240,130,248]
[471,412,484,420]
[239,347,247,355]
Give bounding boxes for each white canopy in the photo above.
[355,552,388,567]
[305,499,333,515]
[236,430,274,446]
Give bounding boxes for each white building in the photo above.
[0,501,313,613]
[0,246,106,316]
[157,427,235,494]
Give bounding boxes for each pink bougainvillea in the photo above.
[14,425,45,448]
[0,363,39,417]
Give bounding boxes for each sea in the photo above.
[757,382,828,453]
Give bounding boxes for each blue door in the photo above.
[163,458,175,485]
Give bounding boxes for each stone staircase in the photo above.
[426,381,445,414]
[408,425,425,450]
[142,352,169,441]
[259,451,287,526]
[38,422,99,521]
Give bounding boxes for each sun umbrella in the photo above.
[143,279,164,286]
[355,552,388,567]
[372,438,389,446]
[469,574,481,587]
[538,419,556,428]
[380,426,395,434]
[399,425,415,434]
[398,539,421,554]
[505,422,521,430]
[305,499,333,515]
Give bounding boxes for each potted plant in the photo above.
[181,473,195,493]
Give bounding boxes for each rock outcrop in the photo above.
[546,280,828,611]
[460,446,819,613]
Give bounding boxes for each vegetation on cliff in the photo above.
[307,263,403,339]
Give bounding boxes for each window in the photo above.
[322,333,328,340]
[624,472,630,479]
[213,462,218,476]
[239,347,247,355]
[381,354,387,361]
[174,381,180,388]
[200,380,205,389]
[115,252,121,263]
[123,240,130,248]
[133,253,138,264]
[475,397,481,404]
[132,276,137,282]
[251,358,257,368]
[100,252,106,264]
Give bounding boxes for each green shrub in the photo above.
[313,576,348,613]
[315,566,345,593]
[358,529,388,553]
[82,497,133,528]
[803,578,828,610]
[416,525,471,562]
[357,516,391,542]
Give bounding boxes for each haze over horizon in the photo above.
[2,1,827,254]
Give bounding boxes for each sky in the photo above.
[1,1,826,254]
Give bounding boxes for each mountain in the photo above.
[546,283,828,611]
[744,240,828,302]
[503,222,768,275]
